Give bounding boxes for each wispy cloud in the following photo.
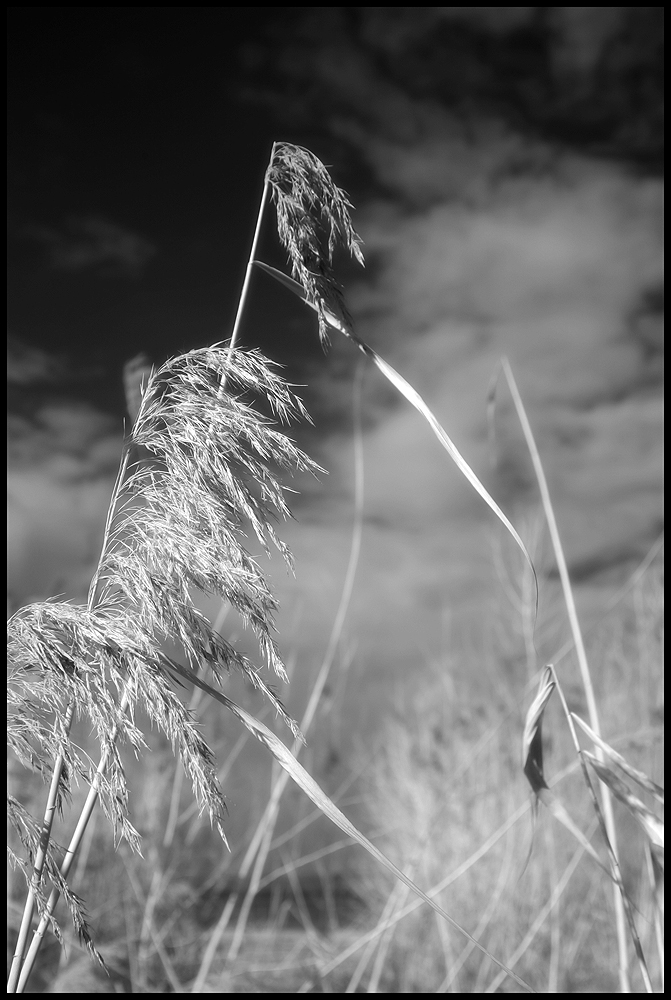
[7,361,121,609]
[20,215,156,277]
[7,334,69,385]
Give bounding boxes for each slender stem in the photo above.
[190,363,366,993]
[13,150,277,990]
[501,357,630,992]
[552,671,653,992]
[226,144,275,363]
[203,144,274,461]
[7,702,76,992]
[15,695,130,993]
[87,444,132,611]
[14,147,278,991]
[11,436,137,991]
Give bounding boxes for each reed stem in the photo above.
[7,701,75,992]
[226,144,274,361]
[500,357,630,992]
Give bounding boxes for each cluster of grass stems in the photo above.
[7,143,663,993]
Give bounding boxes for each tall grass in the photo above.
[7,142,663,993]
[340,549,663,993]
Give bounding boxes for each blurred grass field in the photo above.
[8,544,663,993]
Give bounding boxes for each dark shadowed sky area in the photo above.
[7,9,664,747]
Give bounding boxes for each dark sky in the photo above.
[8,8,663,412]
[7,10,664,701]
[8,10,311,407]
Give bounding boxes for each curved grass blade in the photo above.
[521,667,619,882]
[522,666,555,796]
[253,260,537,608]
[163,654,537,994]
[572,714,665,806]
[583,754,664,851]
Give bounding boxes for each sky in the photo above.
[7,9,664,750]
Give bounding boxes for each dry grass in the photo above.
[345,556,663,993]
[7,142,663,993]
[9,551,661,993]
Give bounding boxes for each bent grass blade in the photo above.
[164,655,537,995]
[253,260,538,611]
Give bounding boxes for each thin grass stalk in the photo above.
[315,860,339,934]
[645,844,664,989]
[67,806,97,899]
[484,827,597,993]
[352,698,509,993]
[492,539,662,743]
[317,749,603,990]
[499,359,601,722]
[239,358,366,883]
[53,811,100,978]
[144,916,184,993]
[283,857,323,956]
[499,357,632,991]
[315,799,531,985]
[7,701,76,992]
[187,690,320,987]
[256,259,537,604]
[190,364,365,992]
[262,775,362,859]
[258,835,357,894]
[549,668,654,992]
[15,689,132,993]
[9,449,136,990]
[137,865,163,992]
[226,147,274,360]
[228,361,366,962]
[226,795,277,966]
[125,861,184,993]
[548,533,664,670]
[366,879,412,993]
[10,397,145,990]
[434,908,457,994]
[11,239,312,990]
[437,825,515,992]
[564,877,602,973]
[346,878,411,993]
[189,880,236,990]
[545,821,561,994]
[172,648,537,992]
[18,556,272,988]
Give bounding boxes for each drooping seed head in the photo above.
[266,142,364,346]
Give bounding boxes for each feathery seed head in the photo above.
[8,346,317,872]
[266,142,364,346]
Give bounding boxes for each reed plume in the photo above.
[7,345,318,989]
[8,142,546,995]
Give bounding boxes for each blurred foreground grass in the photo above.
[8,551,663,993]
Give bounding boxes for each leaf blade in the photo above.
[254,260,538,597]
[163,655,537,994]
